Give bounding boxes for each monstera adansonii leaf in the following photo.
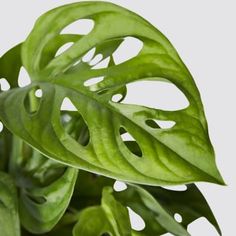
[9,137,78,234]
[0,1,224,186]
[0,45,22,171]
[0,171,20,236]
[70,171,221,236]
[73,186,132,236]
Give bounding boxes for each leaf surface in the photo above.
[0,171,20,236]
[73,187,131,236]
[9,137,78,234]
[0,45,22,171]
[0,2,224,185]
[73,171,221,236]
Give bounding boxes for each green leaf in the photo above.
[0,171,20,236]
[73,171,221,236]
[0,44,22,171]
[73,187,132,236]
[116,184,221,236]
[0,1,224,185]
[9,137,78,234]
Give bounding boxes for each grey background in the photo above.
[0,0,235,235]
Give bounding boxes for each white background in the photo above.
[0,0,235,235]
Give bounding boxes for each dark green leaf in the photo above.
[0,44,22,171]
[72,171,221,236]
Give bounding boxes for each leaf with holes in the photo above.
[0,1,224,186]
[115,184,221,236]
[9,137,78,234]
[0,45,22,171]
[70,171,221,236]
[73,186,132,236]
[0,171,20,236]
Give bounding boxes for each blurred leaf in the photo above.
[0,171,20,236]
[9,137,78,234]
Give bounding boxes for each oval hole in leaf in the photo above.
[92,57,110,69]
[119,128,142,157]
[121,81,189,111]
[84,76,104,87]
[0,78,10,91]
[146,119,176,129]
[113,37,143,64]
[82,48,96,62]
[113,181,127,192]
[60,98,90,146]
[174,213,183,223]
[127,207,146,231]
[35,89,43,98]
[61,19,94,35]
[162,185,187,191]
[55,42,74,57]
[112,94,123,102]
[188,217,219,235]
[0,121,3,132]
[61,97,77,111]
[89,54,103,66]
[24,86,42,114]
[18,67,31,87]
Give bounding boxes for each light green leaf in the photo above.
[9,137,78,234]
[73,187,131,236]
[0,171,20,236]
[0,2,224,185]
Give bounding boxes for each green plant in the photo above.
[0,1,224,235]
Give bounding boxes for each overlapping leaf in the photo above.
[73,187,131,236]
[9,137,78,234]
[0,171,20,236]
[69,171,221,236]
[0,2,224,186]
[0,45,22,171]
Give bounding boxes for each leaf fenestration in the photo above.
[0,2,224,186]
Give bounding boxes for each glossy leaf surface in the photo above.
[0,2,224,186]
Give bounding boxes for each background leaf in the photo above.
[0,45,22,171]
[73,187,132,236]
[72,171,221,236]
[0,171,20,236]
[9,137,78,234]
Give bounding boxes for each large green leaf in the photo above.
[0,171,20,236]
[0,1,224,185]
[73,187,132,236]
[9,137,78,234]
